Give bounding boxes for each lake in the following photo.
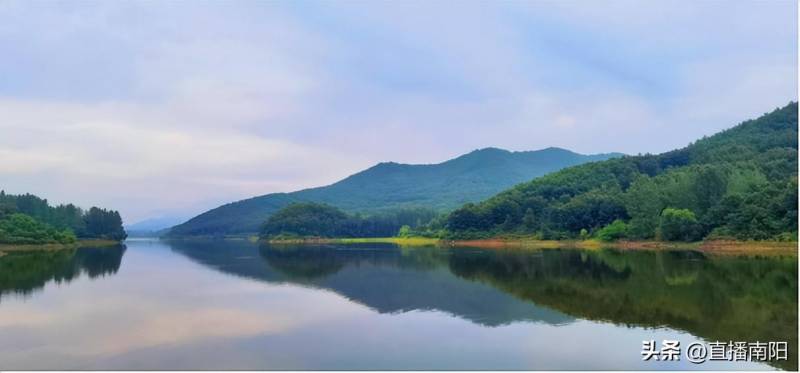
[0,239,795,370]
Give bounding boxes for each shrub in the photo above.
[596,220,628,242]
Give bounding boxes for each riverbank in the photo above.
[266,236,439,246]
[0,239,123,254]
[264,236,797,256]
[446,238,796,256]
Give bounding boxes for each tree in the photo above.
[522,208,536,231]
[397,225,412,238]
[84,207,127,240]
[659,208,702,242]
[693,166,727,216]
[624,175,662,239]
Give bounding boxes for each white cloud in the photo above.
[0,99,366,221]
[0,0,795,222]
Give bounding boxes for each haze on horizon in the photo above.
[0,0,796,224]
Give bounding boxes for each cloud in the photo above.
[0,99,366,221]
[0,0,795,222]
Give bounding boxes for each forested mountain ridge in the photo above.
[446,102,798,241]
[0,191,127,244]
[168,147,622,237]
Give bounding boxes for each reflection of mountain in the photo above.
[0,245,126,300]
[167,240,797,370]
[166,240,573,327]
[447,248,797,371]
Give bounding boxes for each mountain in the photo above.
[168,147,623,237]
[446,103,798,241]
[125,216,187,237]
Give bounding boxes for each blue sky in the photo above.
[0,0,796,223]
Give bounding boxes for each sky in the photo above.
[0,0,797,225]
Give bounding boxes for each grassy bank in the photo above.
[265,236,796,256]
[266,236,440,246]
[0,239,123,253]
[444,238,797,256]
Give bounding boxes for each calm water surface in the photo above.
[0,239,795,370]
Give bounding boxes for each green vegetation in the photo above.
[445,103,798,242]
[169,147,621,237]
[0,214,76,244]
[0,191,127,244]
[261,202,437,239]
[659,208,702,241]
[595,220,628,242]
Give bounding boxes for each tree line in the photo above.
[260,202,437,239]
[0,191,127,244]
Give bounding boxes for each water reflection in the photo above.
[0,245,126,301]
[0,240,793,370]
[168,241,797,370]
[446,247,797,370]
[168,240,573,327]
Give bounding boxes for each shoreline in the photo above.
[0,239,123,254]
[263,237,797,256]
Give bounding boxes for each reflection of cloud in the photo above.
[0,304,301,355]
[0,257,365,365]
[92,307,297,356]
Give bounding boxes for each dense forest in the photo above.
[444,103,798,241]
[260,202,437,239]
[169,147,620,237]
[0,191,127,244]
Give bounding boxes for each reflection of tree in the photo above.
[257,243,572,326]
[259,245,345,281]
[0,245,126,300]
[73,246,127,278]
[259,243,449,282]
[447,248,797,370]
[169,241,572,326]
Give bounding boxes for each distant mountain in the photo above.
[126,216,187,237]
[168,147,623,237]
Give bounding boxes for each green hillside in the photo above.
[446,103,798,241]
[168,147,621,237]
